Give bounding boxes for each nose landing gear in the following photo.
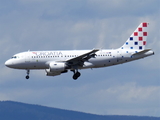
[26,70,30,79]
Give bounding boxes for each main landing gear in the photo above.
[71,70,81,80]
[26,70,30,79]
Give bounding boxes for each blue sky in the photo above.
[0,0,160,117]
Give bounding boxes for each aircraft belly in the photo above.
[89,57,117,68]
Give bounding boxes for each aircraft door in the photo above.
[25,51,30,63]
[117,50,123,62]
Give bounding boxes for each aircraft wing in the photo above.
[66,48,99,66]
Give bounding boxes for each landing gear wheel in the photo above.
[26,75,29,79]
[76,72,81,77]
[72,71,81,80]
[26,70,30,79]
[73,74,78,80]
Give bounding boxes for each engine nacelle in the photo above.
[45,69,62,76]
[49,62,66,72]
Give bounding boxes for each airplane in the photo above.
[5,22,154,80]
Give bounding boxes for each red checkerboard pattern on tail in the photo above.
[121,22,149,50]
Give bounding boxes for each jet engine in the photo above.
[45,62,67,76]
[49,62,66,72]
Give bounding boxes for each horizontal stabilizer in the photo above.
[132,49,151,55]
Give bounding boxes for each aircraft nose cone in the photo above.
[5,60,12,68]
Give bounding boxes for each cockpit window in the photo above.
[12,56,18,59]
[12,56,16,59]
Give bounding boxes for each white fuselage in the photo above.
[5,49,154,70]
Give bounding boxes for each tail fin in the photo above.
[120,22,149,50]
